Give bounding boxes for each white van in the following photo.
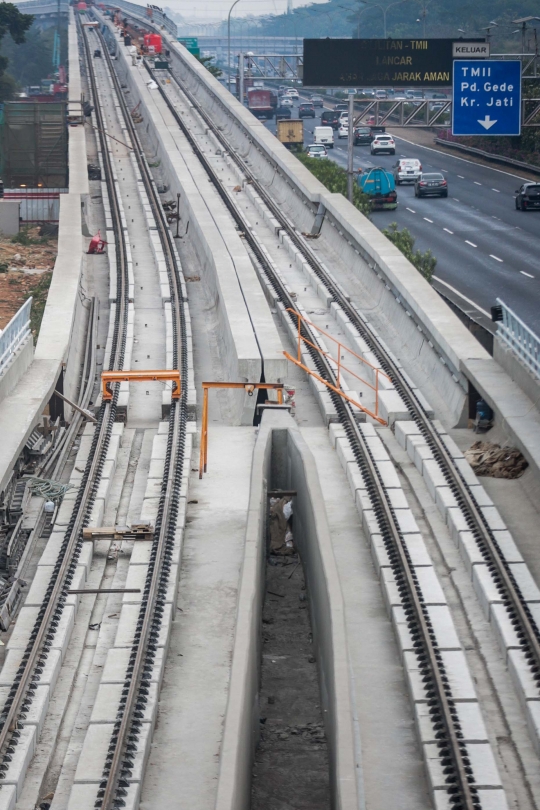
[314,126,334,149]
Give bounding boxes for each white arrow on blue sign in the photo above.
[452,60,522,136]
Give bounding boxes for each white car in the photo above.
[371,133,395,154]
[338,122,348,139]
[305,144,328,159]
[285,89,299,99]
[280,96,294,107]
[393,158,422,184]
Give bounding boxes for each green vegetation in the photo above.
[11,227,50,247]
[0,3,33,100]
[296,153,372,216]
[221,0,540,48]
[196,54,222,79]
[26,272,52,339]
[383,222,436,283]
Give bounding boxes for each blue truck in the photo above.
[358,167,398,211]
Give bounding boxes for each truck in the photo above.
[276,118,304,151]
[358,167,397,211]
[247,88,277,120]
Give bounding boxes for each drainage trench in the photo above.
[251,435,331,810]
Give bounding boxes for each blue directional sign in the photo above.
[452,60,521,136]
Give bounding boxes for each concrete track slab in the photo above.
[302,425,431,810]
[139,426,255,810]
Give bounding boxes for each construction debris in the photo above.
[464,441,528,479]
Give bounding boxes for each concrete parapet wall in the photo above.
[215,409,359,810]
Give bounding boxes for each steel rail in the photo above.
[0,17,130,770]
[161,61,540,686]
[145,63,478,809]
[90,25,188,809]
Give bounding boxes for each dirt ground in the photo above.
[0,227,57,331]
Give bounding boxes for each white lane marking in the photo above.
[424,217,433,223]
[490,254,503,262]
[453,198,460,201]
[465,240,477,247]
[492,188,500,192]
[433,276,491,317]
[406,207,416,213]
[458,175,465,178]
[521,271,535,278]
[474,181,482,186]
[443,227,453,234]
[400,154,407,157]
[392,133,528,182]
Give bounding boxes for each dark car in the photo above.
[94,49,101,58]
[321,109,340,129]
[311,94,324,107]
[275,106,292,119]
[299,102,315,118]
[515,182,540,211]
[415,172,448,198]
[353,126,371,145]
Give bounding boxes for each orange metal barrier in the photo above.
[101,370,181,401]
[199,382,284,478]
[283,309,390,425]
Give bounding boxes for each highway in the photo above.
[264,108,540,334]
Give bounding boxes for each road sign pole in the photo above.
[347,91,355,203]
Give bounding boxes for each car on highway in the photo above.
[275,105,292,119]
[311,94,324,107]
[338,122,348,138]
[335,103,348,112]
[515,182,540,210]
[370,133,395,155]
[321,109,340,129]
[279,96,294,107]
[366,114,376,125]
[414,172,448,197]
[299,102,316,118]
[314,125,334,148]
[305,144,328,159]
[393,158,422,184]
[285,89,299,99]
[375,89,388,99]
[354,126,372,145]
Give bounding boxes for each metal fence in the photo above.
[4,189,66,223]
[496,299,540,379]
[0,298,32,375]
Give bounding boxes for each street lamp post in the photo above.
[413,0,435,37]
[228,0,241,92]
[356,0,409,39]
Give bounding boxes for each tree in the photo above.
[382,222,436,283]
[0,3,33,81]
[196,55,222,79]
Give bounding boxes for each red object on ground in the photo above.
[77,1,87,9]
[87,231,107,254]
[143,33,162,53]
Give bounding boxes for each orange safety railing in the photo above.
[283,309,390,425]
[101,370,181,401]
[199,382,284,478]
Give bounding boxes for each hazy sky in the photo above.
[166,0,328,22]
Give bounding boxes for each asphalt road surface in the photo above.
[263,106,540,334]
